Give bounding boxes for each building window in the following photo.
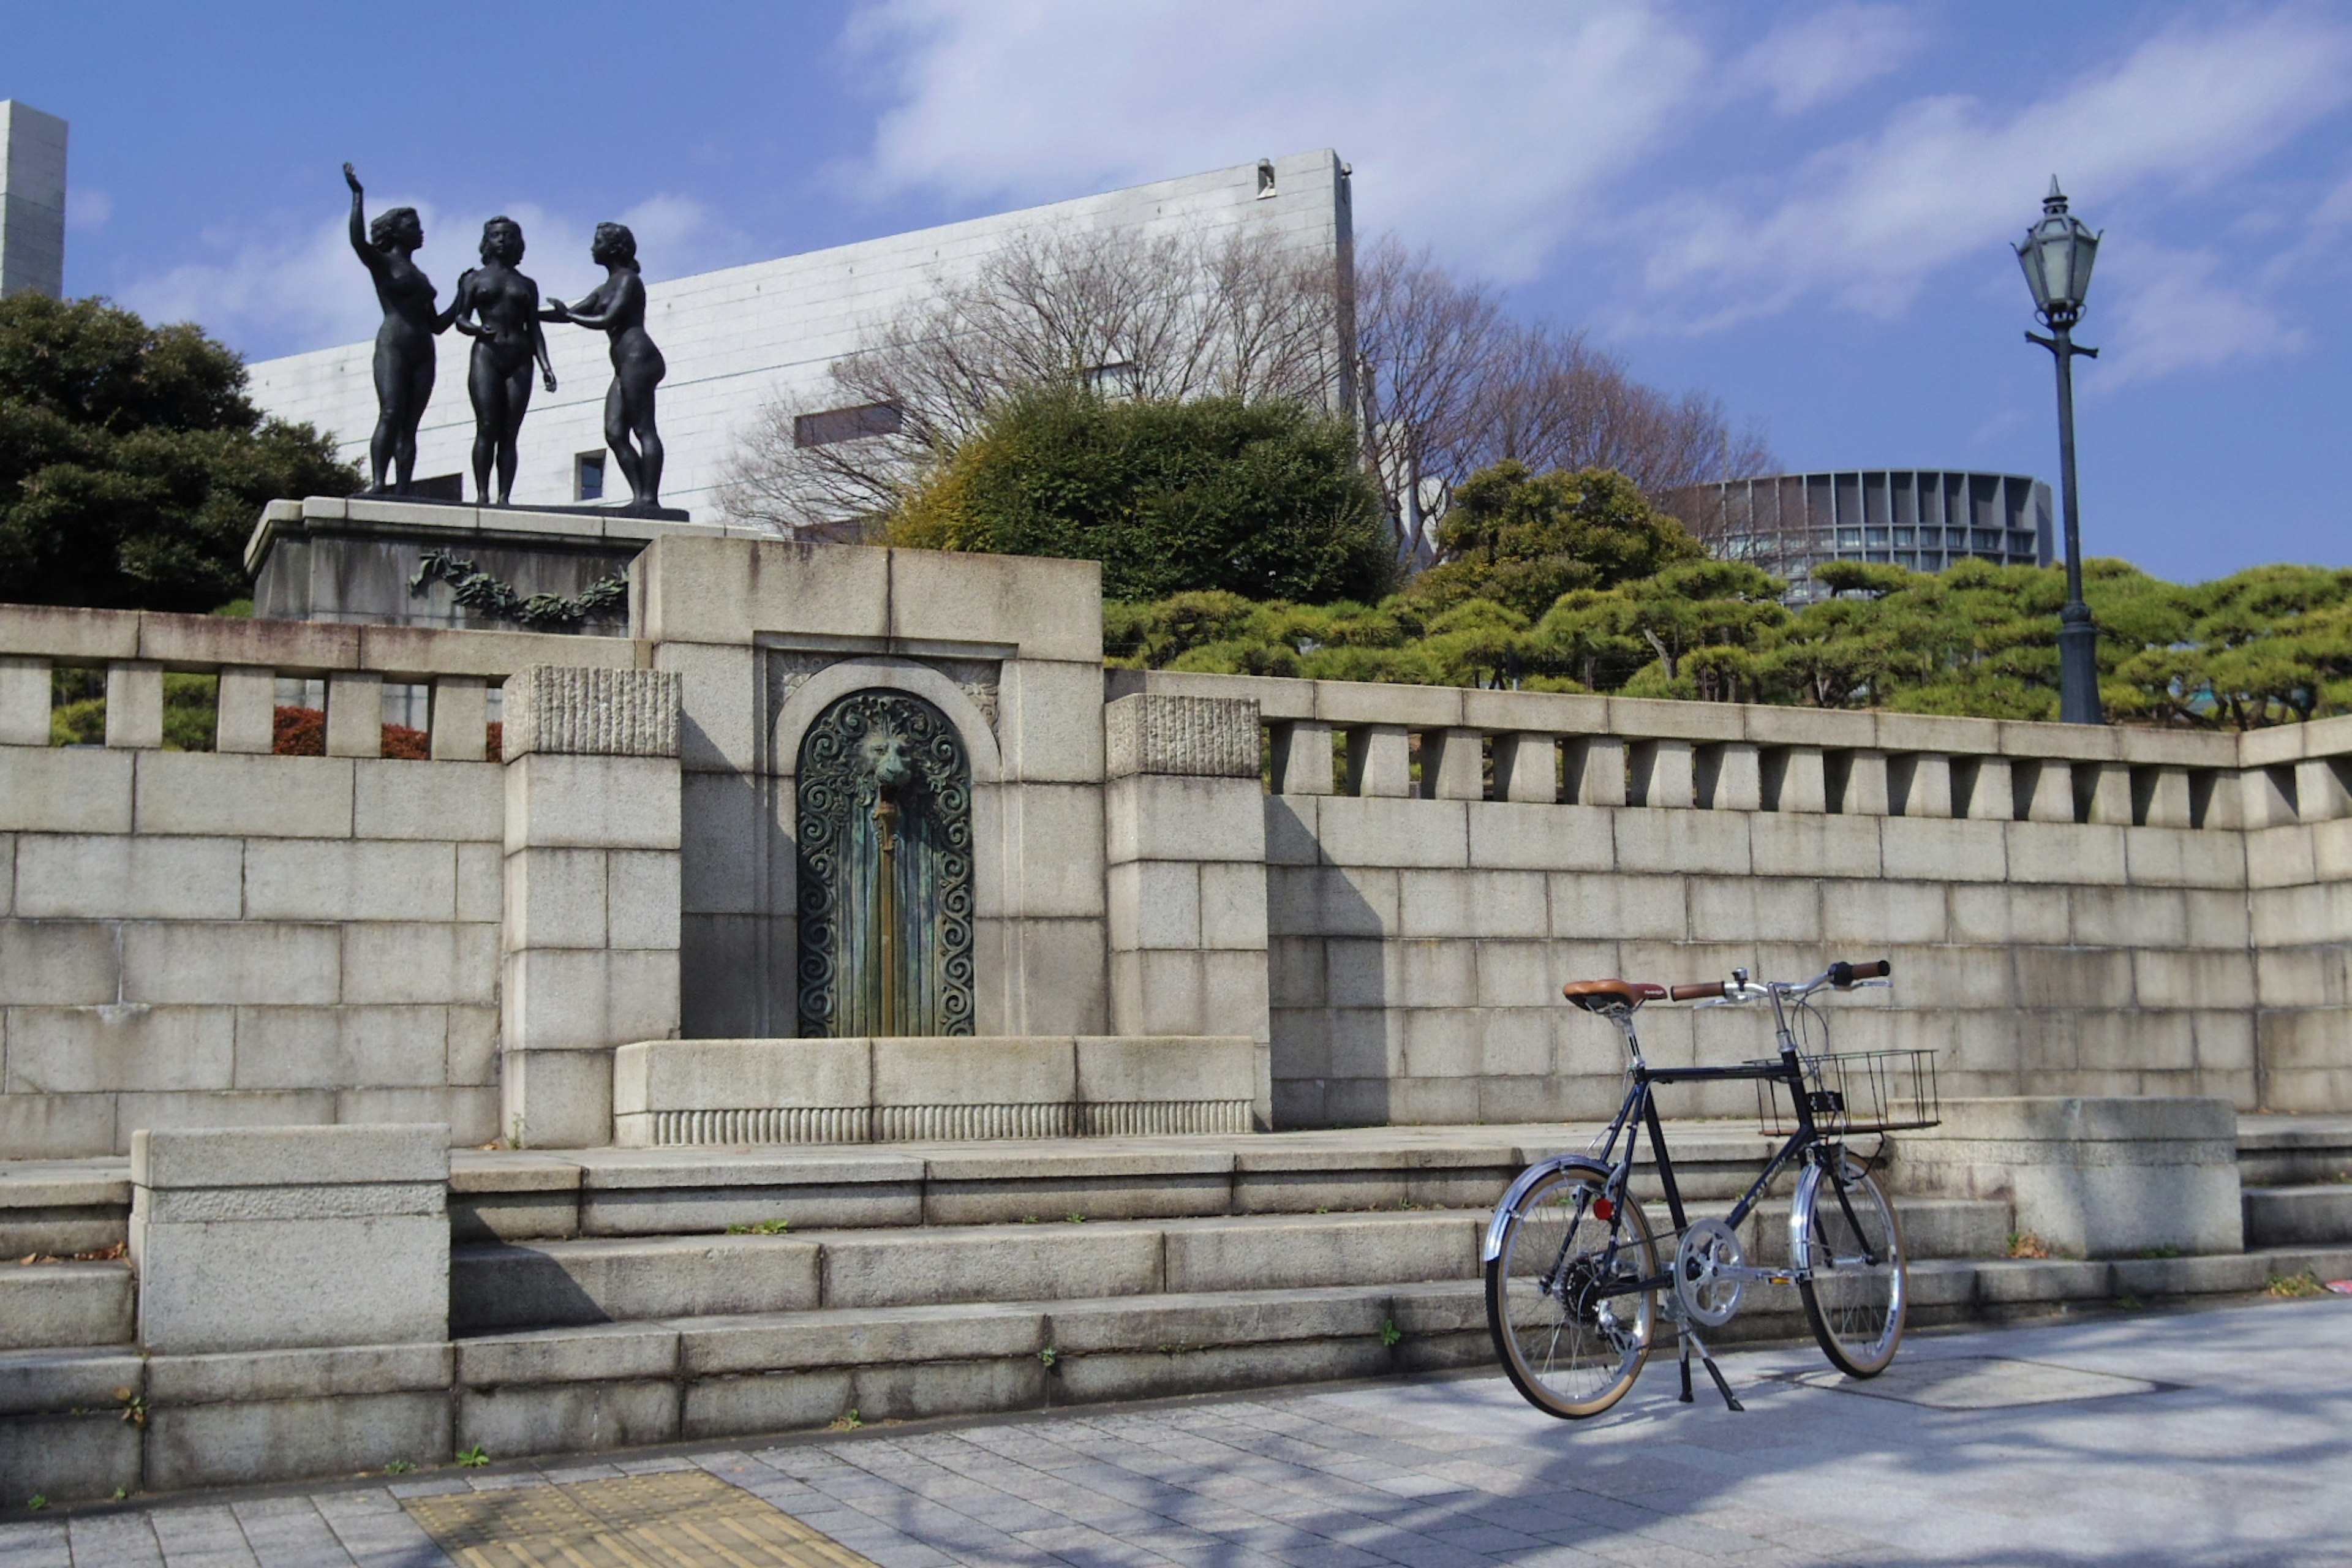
[1256,158,1276,198]
[576,451,606,502]
[794,402,903,448]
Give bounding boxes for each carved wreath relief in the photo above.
[795,690,975,1038]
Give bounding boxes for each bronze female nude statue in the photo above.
[342,164,444,494]
[548,222,667,511]
[444,216,557,505]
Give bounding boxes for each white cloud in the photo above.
[840,0,1709,281]
[121,194,748,361]
[1626,8,2352,328]
[1733,4,1931,115]
[2094,241,2306,387]
[66,187,111,232]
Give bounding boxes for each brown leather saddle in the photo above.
[1561,979,1667,1013]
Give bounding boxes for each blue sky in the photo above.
[7,1,2349,583]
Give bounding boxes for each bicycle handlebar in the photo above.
[1665,959,1891,1004]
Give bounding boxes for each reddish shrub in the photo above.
[382,723,428,760]
[273,706,325,756]
[486,721,503,763]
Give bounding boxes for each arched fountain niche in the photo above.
[794,689,975,1037]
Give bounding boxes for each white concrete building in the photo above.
[0,100,68,299]
[248,151,1352,519]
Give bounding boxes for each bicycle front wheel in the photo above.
[1793,1158,1906,1377]
[1485,1159,1658,1419]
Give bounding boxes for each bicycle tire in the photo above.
[1793,1158,1906,1378]
[1485,1158,1658,1419]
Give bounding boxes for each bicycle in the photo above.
[1482,957,1937,1419]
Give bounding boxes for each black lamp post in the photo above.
[2016,178,2104,725]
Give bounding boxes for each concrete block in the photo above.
[2021,758,2075,823]
[0,1092,117,1159]
[2085,762,2134,826]
[243,838,457,922]
[2005,821,2127,885]
[657,639,761,775]
[457,842,503,923]
[123,921,340,1006]
[817,1225,1162,1308]
[214,667,279,753]
[342,923,499,1005]
[1105,772,1260,864]
[502,947,679,1050]
[505,753,680,851]
[0,748,134,834]
[105,661,164,749]
[608,850,682,951]
[0,655,47,747]
[0,1411,142,1503]
[2299,756,2352,822]
[4,1006,234,1093]
[1890,753,1953,818]
[680,1371,853,1438]
[1763,746,1825,812]
[503,666,681,761]
[0,921,119,1005]
[1317,680,1460,728]
[1006,783,1108,919]
[1057,1339,1388,1405]
[450,1234,821,1330]
[1316,797,1468,869]
[1424,728,1483,801]
[1961,757,2015,821]
[1491,733,1557,804]
[1005,916,1109,1036]
[1882,817,2008,883]
[0,1263,134,1349]
[1270,720,1335,795]
[505,847,611,951]
[1198,861,1268,951]
[683,1303,1045,1374]
[455,1323,679,1386]
[146,1342,451,1406]
[1566,736,1627,806]
[1833,750,1890,816]
[1697,742,1760,811]
[133,1214,448,1352]
[611,1038,870,1115]
[873,1035,1077,1107]
[1629,739,1695,809]
[1895,1096,2242,1258]
[1162,1212,1478,1292]
[133,750,353,839]
[325,669,383,757]
[146,1391,448,1491]
[1103,692,1254,782]
[458,1381,678,1457]
[1109,860,1195,951]
[429,676,489,761]
[1344,724,1410,797]
[889,546,1102,663]
[0,1347,145,1418]
[1747,811,1875,878]
[354,757,503,840]
[1550,872,1686,940]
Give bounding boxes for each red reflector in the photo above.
[1593,1197,1615,1221]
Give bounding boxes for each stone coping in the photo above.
[10,1114,2340,1208]
[240,494,772,576]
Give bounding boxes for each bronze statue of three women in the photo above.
[343,164,667,511]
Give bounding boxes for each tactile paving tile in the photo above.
[403,1468,880,1567]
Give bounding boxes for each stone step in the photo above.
[445,1123,1790,1243]
[0,1262,134,1352]
[2244,1184,2352,1248]
[450,1193,2009,1336]
[2236,1115,2352,1188]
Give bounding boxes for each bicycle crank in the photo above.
[1673,1218,1747,1328]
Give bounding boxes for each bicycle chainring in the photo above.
[1673,1217,1747,1329]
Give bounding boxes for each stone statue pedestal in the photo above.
[244,494,768,635]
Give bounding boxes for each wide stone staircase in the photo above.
[4,1117,2351,1490]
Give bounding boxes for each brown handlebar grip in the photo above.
[1851,959,1891,979]
[1669,982,1729,1001]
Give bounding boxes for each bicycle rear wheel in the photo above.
[1485,1159,1658,1419]
[1794,1157,1906,1377]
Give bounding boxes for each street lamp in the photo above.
[2015,177,2103,725]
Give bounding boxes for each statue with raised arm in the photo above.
[342,164,445,494]
[443,216,557,506]
[547,222,667,511]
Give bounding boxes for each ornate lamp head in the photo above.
[2016,177,2100,329]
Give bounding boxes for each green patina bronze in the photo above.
[795,690,975,1038]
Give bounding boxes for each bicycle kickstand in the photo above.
[1676,1323,1745,1414]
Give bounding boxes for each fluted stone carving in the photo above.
[502,665,680,758]
[1106,693,1260,780]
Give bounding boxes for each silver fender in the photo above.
[1481,1154,1616,1264]
[1787,1153,1856,1276]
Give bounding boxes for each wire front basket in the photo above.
[1755,1049,1940,1137]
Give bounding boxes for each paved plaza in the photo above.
[3,1297,2346,1568]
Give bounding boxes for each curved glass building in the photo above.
[1665,470,2053,602]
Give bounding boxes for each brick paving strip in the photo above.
[3,1297,2348,1567]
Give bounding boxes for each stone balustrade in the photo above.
[0,602,645,761]
[1109,668,2332,830]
